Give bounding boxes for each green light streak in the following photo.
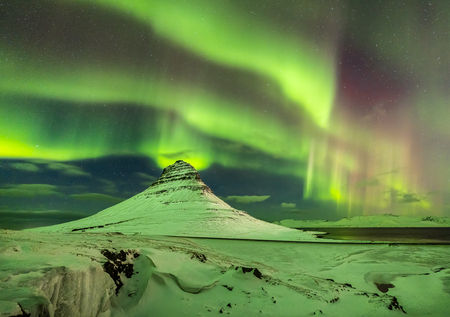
[71,0,336,127]
[0,49,310,170]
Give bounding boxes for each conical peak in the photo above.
[149,160,204,189]
[165,160,198,175]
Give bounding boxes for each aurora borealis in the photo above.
[1,0,450,229]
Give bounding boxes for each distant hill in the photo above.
[274,214,450,228]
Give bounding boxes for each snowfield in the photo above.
[1,230,450,316]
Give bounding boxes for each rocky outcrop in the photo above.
[133,160,229,207]
[101,249,140,294]
[148,160,211,194]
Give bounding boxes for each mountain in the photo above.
[275,214,450,228]
[33,160,315,241]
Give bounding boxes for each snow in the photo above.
[2,161,450,316]
[275,214,450,228]
[1,230,450,316]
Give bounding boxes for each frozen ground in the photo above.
[1,230,450,316]
[275,214,450,228]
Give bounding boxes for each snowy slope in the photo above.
[3,230,450,317]
[31,160,316,241]
[276,214,450,228]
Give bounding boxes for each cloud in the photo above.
[0,184,61,197]
[224,195,270,204]
[281,202,296,208]
[46,162,91,177]
[1,209,68,215]
[70,193,125,204]
[134,172,157,181]
[135,172,157,186]
[9,162,40,172]
[98,178,118,194]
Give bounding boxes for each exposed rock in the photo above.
[236,266,263,279]
[375,282,395,293]
[190,251,207,263]
[388,296,406,314]
[149,160,211,194]
[9,304,30,317]
[101,249,140,294]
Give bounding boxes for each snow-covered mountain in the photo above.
[33,160,315,241]
[275,214,450,228]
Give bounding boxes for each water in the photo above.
[297,227,450,244]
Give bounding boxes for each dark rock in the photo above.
[433,267,445,273]
[123,263,134,278]
[103,261,123,293]
[343,283,354,288]
[375,283,395,293]
[101,249,140,295]
[191,252,207,263]
[388,296,406,314]
[10,304,31,317]
[237,266,263,279]
[72,219,132,232]
[253,268,262,279]
[330,297,339,303]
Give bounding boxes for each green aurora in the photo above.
[1,0,450,226]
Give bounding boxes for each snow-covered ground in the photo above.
[275,214,450,228]
[1,230,450,316]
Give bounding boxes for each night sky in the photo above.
[1,0,449,230]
